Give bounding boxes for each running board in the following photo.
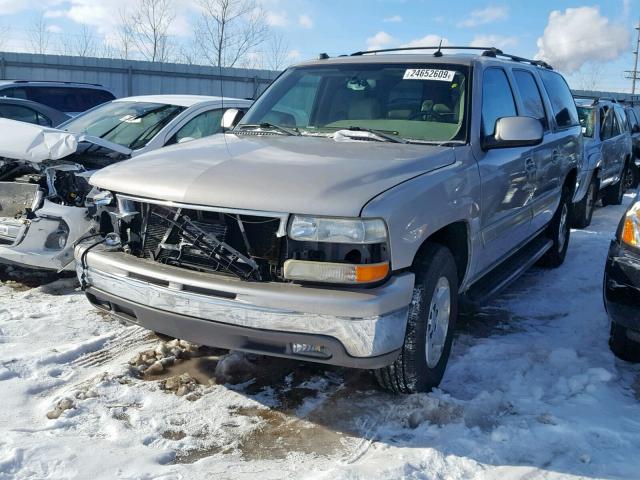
[462,236,553,310]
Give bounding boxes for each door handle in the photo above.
[525,158,536,171]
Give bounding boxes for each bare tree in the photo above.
[265,32,289,70]
[194,0,269,68]
[115,10,135,60]
[29,14,50,54]
[75,25,98,57]
[123,0,175,62]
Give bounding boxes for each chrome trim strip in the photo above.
[116,193,290,237]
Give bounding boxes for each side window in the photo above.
[629,110,639,132]
[76,88,116,111]
[167,108,228,145]
[612,111,622,137]
[481,68,517,137]
[0,104,40,124]
[512,70,548,130]
[0,87,28,99]
[267,75,321,126]
[539,70,579,128]
[600,107,613,140]
[614,108,627,134]
[25,87,77,112]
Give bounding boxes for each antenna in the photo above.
[434,39,443,57]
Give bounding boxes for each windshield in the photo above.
[577,106,595,137]
[240,63,469,143]
[60,101,186,150]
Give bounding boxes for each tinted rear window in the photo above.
[0,86,114,113]
[539,70,579,129]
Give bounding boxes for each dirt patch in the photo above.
[457,306,521,339]
[235,407,348,460]
[162,430,187,441]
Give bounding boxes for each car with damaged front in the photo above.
[0,94,252,271]
[76,47,581,393]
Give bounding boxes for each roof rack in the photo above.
[573,94,618,105]
[349,46,553,69]
[9,80,105,87]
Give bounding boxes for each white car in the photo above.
[0,94,252,271]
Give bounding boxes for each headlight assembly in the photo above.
[288,215,387,244]
[621,202,640,249]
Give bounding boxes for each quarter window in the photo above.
[481,68,517,137]
[539,70,579,128]
[513,70,548,130]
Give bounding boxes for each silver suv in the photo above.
[75,47,581,393]
[573,97,633,228]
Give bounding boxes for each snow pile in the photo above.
[0,196,639,479]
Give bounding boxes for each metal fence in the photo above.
[0,52,280,99]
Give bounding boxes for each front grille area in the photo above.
[128,202,284,281]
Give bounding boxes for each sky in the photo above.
[0,0,638,92]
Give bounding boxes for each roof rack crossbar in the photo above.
[349,46,553,69]
[9,80,104,87]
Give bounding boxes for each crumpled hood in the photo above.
[90,134,456,216]
[0,118,131,163]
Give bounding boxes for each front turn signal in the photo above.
[621,202,640,249]
[283,260,389,284]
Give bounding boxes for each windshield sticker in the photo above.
[403,69,456,81]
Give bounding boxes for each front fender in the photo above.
[361,149,481,274]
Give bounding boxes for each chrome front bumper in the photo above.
[75,243,414,366]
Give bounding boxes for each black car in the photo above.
[0,97,70,127]
[604,189,640,362]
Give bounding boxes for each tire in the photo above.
[622,162,636,192]
[601,166,626,206]
[609,322,640,363]
[537,186,571,268]
[374,243,458,394]
[571,177,598,229]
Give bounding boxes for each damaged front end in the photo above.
[0,119,130,271]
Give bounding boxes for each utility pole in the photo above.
[625,19,640,101]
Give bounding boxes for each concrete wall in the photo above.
[0,52,280,99]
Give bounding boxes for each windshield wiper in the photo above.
[236,123,300,136]
[332,126,407,143]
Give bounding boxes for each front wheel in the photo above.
[374,243,458,394]
[609,322,640,362]
[538,187,571,268]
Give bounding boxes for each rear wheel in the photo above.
[572,177,598,229]
[602,166,626,206]
[609,322,640,362]
[374,243,458,394]
[622,162,636,192]
[538,187,571,268]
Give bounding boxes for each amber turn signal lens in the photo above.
[283,260,390,284]
[621,216,639,248]
[355,262,390,283]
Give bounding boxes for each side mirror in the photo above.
[221,108,244,131]
[634,125,640,134]
[483,116,544,150]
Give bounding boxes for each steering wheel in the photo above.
[409,111,437,121]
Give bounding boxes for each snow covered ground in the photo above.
[1,195,639,480]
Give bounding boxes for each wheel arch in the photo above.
[412,221,469,287]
